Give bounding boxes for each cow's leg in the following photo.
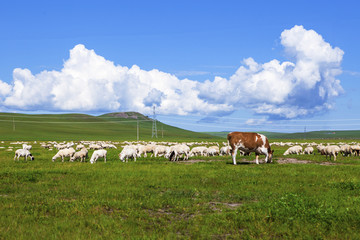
[255,154,259,165]
[231,148,237,165]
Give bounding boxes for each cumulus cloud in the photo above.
[0,25,344,119]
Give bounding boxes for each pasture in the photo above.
[1,139,360,239]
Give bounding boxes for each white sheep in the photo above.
[283,145,303,155]
[22,144,32,150]
[340,144,352,156]
[70,148,88,162]
[324,145,341,161]
[14,149,34,161]
[119,146,137,162]
[153,145,170,157]
[90,149,107,164]
[166,144,190,161]
[189,146,207,157]
[76,144,85,150]
[52,148,76,162]
[137,144,156,157]
[303,146,314,155]
[219,146,231,156]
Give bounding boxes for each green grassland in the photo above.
[0,112,220,141]
[2,113,360,239]
[1,139,360,239]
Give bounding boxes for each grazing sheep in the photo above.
[303,146,314,155]
[153,145,170,157]
[316,145,326,155]
[340,144,352,157]
[166,144,190,161]
[283,145,303,155]
[137,144,156,157]
[14,149,34,161]
[324,145,341,161]
[205,147,219,156]
[189,146,207,157]
[76,144,85,150]
[70,148,88,162]
[219,146,231,156]
[119,146,137,162]
[22,144,32,150]
[89,144,102,150]
[351,145,360,156]
[90,149,107,164]
[52,148,76,162]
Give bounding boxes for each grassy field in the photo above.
[1,140,360,239]
[0,112,220,141]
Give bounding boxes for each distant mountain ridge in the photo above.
[99,112,151,120]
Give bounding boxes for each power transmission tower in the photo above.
[151,105,158,138]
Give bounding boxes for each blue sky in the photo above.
[0,0,360,133]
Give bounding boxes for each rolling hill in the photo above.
[0,112,221,141]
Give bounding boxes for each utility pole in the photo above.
[151,105,158,138]
[137,120,139,141]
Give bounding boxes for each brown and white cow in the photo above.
[227,131,274,165]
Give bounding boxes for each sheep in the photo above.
[351,145,360,156]
[153,145,170,157]
[340,144,352,157]
[52,148,76,162]
[137,144,156,157]
[166,144,190,161]
[205,147,218,156]
[189,146,207,157]
[316,145,326,155]
[14,149,34,161]
[303,146,314,155]
[90,149,107,164]
[119,146,137,162]
[283,145,303,155]
[76,144,85,150]
[219,146,231,156]
[55,144,67,150]
[323,145,341,161]
[22,144,32,150]
[70,148,88,162]
[89,144,102,150]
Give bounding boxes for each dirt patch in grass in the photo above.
[276,158,338,165]
[208,202,243,211]
[178,158,339,165]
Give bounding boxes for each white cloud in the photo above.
[0,25,344,119]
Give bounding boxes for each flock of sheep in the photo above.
[9,140,360,163]
[10,140,229,163]
[274,141,360,161]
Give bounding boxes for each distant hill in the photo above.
[204,130,360,140]
[0,112,221,141]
